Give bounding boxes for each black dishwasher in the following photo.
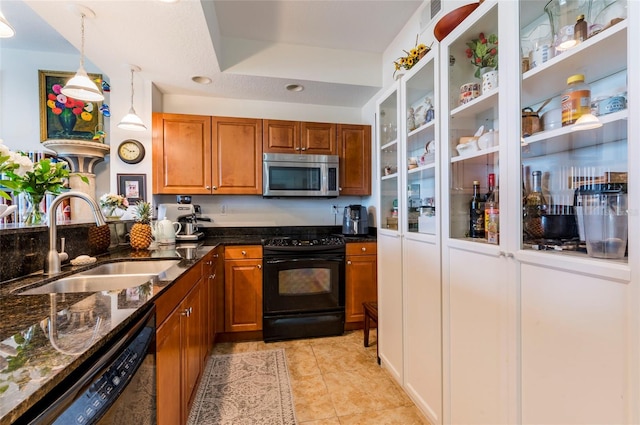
[19,304,156,425]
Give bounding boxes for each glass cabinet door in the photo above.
[519,0,628,262]
[441,2,500,243]
[403,48,438,235]
[378,85,401,233]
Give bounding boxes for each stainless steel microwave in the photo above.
[263,153,339,197]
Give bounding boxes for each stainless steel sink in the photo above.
[18,274,158,295]
[17,259,181,295]
[74,260,180,277]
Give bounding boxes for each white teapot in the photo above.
[152,217,182,244]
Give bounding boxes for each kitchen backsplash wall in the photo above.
[0,224,116,283]
[152,194,376,227]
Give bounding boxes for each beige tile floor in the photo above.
[211,329,431,425]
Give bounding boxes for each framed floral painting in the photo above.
[38,70,104,142]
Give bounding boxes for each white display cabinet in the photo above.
[376,43,442,424]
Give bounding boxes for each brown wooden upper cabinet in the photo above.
[338,124,371,196]
[212,117,263,195]
[153,113,262,195]
[153,113,212,195]
[263,120,337,155]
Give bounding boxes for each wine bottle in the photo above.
[469,180,485,238]
[485,173,495,201]
[523,170,547,239]
[486,187,499,244]
[484,173,495,236]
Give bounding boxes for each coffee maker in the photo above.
[157,203,207,241]
[342,205,369,235]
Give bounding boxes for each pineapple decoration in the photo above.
[130,201,153,250]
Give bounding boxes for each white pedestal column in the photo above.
[42,140,110,222]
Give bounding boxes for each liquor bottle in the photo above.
[523,170,547,238]
[485,173,495,201]
[574,14,588,44]
[486,187,499,244]
[469,180,485,238]
[484,173,495,235]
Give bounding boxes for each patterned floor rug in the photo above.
[187,349,297,425]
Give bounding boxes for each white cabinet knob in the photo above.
[347,260,352,265]
[361,247,366,252]
[241,250,247,255]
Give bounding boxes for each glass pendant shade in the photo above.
[62,66,104,102]
[0,13,15,38]
[118,107,147,131]
[118,66,146,131]
[61,10,104,102]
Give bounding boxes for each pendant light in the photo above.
[61,6,104,102]
[0,9,15,38]
[117,65,147,131]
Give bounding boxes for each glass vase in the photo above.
[23,192,47,225]
[102,206,124,220]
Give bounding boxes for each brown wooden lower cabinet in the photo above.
[156,306,182,425]
[224,246,263,332]
[202,246,223,355]
[345,242,378,324]
[156,260,207,425]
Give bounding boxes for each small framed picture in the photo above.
[117,174,147,204]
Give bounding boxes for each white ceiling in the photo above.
[1,0,424,108]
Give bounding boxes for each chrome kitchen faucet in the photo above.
[44,191,106,276]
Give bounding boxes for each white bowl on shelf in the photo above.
[541,108,562,131]
[455,139,479,156]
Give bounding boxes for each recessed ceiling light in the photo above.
[285,84,304,92]
[192,76,212,84]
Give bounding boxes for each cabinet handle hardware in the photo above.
[361,247,366,252]
[205,186,211,190]
[295,147,301,151]
[257,264,262,269]
[181,308,191,317]
[212,186,218,190]
[213,254,219,258]
[241,250,247,255]
[209,274,215,279]
[301,147,306,151]
[339,187,343,191]
[206,261,212,265]
[506,252,515,258]
[347,260,352,265]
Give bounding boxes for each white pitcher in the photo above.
[154,217,182,244]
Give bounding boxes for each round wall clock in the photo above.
[117,139,145,164]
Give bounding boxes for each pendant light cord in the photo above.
[129,68,135,108]
[80,13,86,68]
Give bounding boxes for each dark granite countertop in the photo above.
[0,242,216,425]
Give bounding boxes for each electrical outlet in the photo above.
[221,204,227,215]
[332,205,340,215]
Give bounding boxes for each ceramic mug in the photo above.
[529,43,554,69]
[459,82,481,105]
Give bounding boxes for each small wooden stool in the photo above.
[362,301,379,364]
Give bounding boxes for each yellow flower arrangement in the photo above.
[393,36,433,78]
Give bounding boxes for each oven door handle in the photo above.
[266,257,343,264]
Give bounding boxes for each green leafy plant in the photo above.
[466,32,498,78]
[3,158,78,197]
